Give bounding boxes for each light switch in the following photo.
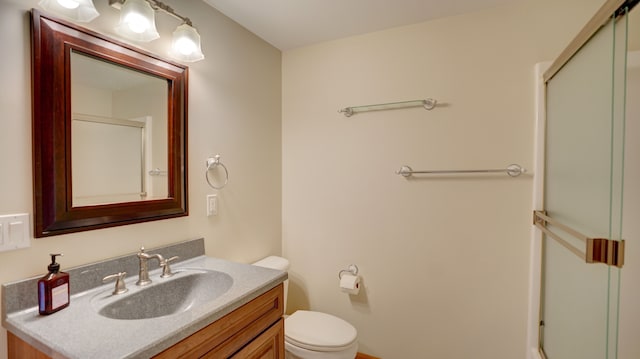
[9,221,25,245]
[207,194,218,217]
[0,213,30,252]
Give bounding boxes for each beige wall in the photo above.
[281,0,602,357]
[0,0,281,357]
[2,0,633,358]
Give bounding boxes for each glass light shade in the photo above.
[115,0,159,42]
[38,0,99,22]
[170,24,205,62]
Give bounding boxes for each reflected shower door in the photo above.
[542,11,628,359]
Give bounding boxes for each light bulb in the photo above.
[175,38,195,55]
[124,13,150,34]
[57,0,79,9]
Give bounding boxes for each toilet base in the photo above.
[285,340,358,359]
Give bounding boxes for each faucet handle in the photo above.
[103,271,128,295]
[160,256,179,278]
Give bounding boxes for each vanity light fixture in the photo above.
[170,23,205,62]
[38,0,99,22]
[114,0,159,42]
[110,0,205,62]
[41,0,204,62]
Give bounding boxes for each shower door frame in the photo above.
[527,0,636,358]
[527,60,549,359]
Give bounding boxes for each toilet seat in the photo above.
[285,310,358,352]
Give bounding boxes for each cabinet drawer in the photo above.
[154,283,284,358]
[210,318,284,359]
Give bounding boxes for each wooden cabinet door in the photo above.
[228,318,284,359]
[7,332,50,359]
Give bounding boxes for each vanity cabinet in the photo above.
[7,333,49,359]
[7,283,284,359]
[154,283,284,358]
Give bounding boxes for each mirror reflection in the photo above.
[70,50,168,206]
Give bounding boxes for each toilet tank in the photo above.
[252,256,289,310]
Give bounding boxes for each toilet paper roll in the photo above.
[339,274,361,295]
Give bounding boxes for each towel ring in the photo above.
[205,154,229,190]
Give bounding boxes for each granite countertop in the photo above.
[2,239,287,359]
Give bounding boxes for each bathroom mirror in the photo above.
[31,10,188,237]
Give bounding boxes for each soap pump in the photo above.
[38,253,70,315]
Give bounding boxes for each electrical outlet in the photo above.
[207,194,218,216]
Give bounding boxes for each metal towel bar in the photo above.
[339,99,437,117]
[533,210,624,268]
[148,168,167,176]
[396,164,526,178]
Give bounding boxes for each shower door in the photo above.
[539,3,631,358]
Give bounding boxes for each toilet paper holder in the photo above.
[338,264,359,279]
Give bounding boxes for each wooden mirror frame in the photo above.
[31,10,188,237]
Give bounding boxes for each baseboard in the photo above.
[356,353,381,359]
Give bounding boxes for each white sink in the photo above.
[93,269,233,320]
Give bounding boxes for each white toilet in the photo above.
[253,256,358,359]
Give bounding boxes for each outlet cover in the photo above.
[0,213,31,252]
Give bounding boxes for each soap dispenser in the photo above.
[38,253,70,315]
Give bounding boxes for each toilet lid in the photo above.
[285,310,358,352]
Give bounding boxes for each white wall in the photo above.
[0,0,281,357]
[281,0,602,357]
[73,83,113,117]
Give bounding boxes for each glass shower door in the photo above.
[541,10,628,359]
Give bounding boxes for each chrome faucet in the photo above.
[136,246,165,286]
[103,271,128,295]
[159,255,180,278]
